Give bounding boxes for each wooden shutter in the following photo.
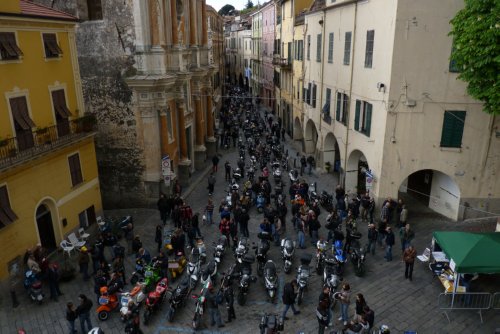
[336,92,341,121]
[328,33,334,63]
[0,32,23,59]
[354,100,361,131]
[10,97,35,129]
[440,111,465,147]
[365,103,372,137]
[69,154,83,186]
[312,84,317,108]
[52,90,71,118]
[0,186,17,225]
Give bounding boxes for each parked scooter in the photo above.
[281,238,296,274]
[187,248,202,291]
[195,237,207,265]
[296,254,312,305]
[259,313,284,334]
[316,239,328,275]
[333,239,347,275]
[350,236,367,277]
[143,278,169,325]
[167,277,190,322]
[96,286,119,321]
[288,169,299,183]
[323,254,341,307]
[119,282,146,322]
[236,254,256,305]
[168,251,187,280]
[255,232,272,276]
[24,270,43,304]
[200,259,218,287]
[213,235,227,264]
[191,280,211,330]
[263,260,278,302]
[234,237,250,263]
[130,259,146,285]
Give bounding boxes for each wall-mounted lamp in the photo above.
[377,82,385,93]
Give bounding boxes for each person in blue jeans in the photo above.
[282,280,300,320]
[384,227,395,261]
[297,219,306,249]
[338,283,351,326]
[76,294,93,333]
[66,302,77,334]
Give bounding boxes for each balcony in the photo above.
[0,116,97,171]
[272,56,292,70]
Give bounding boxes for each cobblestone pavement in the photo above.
[1,106,499,334]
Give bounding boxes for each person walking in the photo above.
[212,155,220,173]
[404,245,417,281]
[300,155,307,176]
[224,161,232,181]
[157,193,169,225]
[191,213,201,238]
[76,294,93,333]
[384,227,395,262]
[205,199,215,225]
[367,224,378,256]
[297,216,306,249]
[318,285,332,326]
[124,223,134,255]
[208,173,216,195]
[47,263,63,301]
[239,208,250,238]
[219,217,232,248]
[338,283,351,326]
[282,279,301,320]
[354,293,367,322]
[78,247,90,281]
[205,284,225,328]
[155,225,163,253]
[222,278,236,323]
[316,299,330,334]
[399,223,415,255]
[66,302,77,334]
[400,205,408,228]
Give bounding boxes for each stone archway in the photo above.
[323,132,341,171]
[34,199,60,252]
[304,119,318,155]
[399,169,461,220]
[293,117,303,140]
[345,149,369,194]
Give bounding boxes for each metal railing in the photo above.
[493,292,500,310]
[438,292,492,323]
[272,56,292,68]
[0,115,97,170]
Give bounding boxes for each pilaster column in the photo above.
[189,0,197,46]
[194,95,204,146]
[170,0,178,45]
[206,92,214,138]
[201,0,208,46]
[176,100,189,161]
[159,109,169,157]
[149,0,160,46]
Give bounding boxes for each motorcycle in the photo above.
[168,251,187,280]
[119,282,146,322]
[255,231,272,276]
[195,237,207,265]
[273,168,282,185]
[143,278,169,325]
[213,235,227,264]
[236,254,256,306]
[247,166,255,182]
[271,160,281,170]
[296,254,312,305]
[323,254,342,307]
[263,260,278,302]
[143,261,162,291]
[167,277,190,322]
[187,248,202,291]
[130,259,146,285]
[96,286,119,321]
[234,237,250,263]
[319,190,334,211]
[333,239,347,275]
[191,280,211,330]
[200,259,218,287]
[288,169,299,183]
[316,239,328,275]
[256,192,266,213]
[259,313,284,334]
[280,238,296,274]
[350,236,366,277]
[23,270,43,304]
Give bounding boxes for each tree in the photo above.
[218,4,235,16]
[449,0,500,114]
[246,0,254,9]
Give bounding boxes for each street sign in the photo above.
[365,169,374,190]
[162,155,171,176]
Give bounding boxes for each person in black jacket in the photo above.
[282,279,300,320]
[66,302,77,334]
[316,299,330,334]
[318,285,332,326]
[76,294,93,333]
[238,208,250,238]
[222,278,236,322]
[157,193,169,225]
[384,227,395,261]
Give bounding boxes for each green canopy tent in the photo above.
[432,232,500,274]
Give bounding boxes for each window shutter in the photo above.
[354,100,361,131]
[365,103,372,137]
[336,92,341,121]
[440,111,465,147]
[328,33,334,63]
[316,34,322,62]
[312,84,317,108]
[307,83,311,105]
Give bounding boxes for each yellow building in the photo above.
[0,0,102,278]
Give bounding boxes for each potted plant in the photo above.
[325,161,332,174]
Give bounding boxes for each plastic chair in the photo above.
[60,240,75,257]
[68,232,86,248]
[417,247,430,263]
[78,227,90,241]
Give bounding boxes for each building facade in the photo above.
[301,0,499,220]
[250,10,263,97]
[207,5,225,119]
[261,2,276,111]
[0,0,103,278]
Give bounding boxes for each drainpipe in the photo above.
[342,1,358,188]
[318,10,326,164]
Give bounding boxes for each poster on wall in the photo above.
[162,155,171,186]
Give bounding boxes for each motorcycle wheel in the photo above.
[98,311,109,321]
[237,292,246,306]
[143,309,151,326]
[130,275,138,285]
[167,307,175,322]
[297,289,304,305]
[193,313,201,329]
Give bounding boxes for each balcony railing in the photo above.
[272,56,292,69]
[0,115,97,170]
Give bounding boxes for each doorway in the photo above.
[36,204,56,251]
[186,126,192,161]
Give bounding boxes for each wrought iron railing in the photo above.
[272,56,292,68]
[0,115,97,170]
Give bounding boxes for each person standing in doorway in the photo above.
[403,245,417,281]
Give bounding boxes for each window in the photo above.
[323,88,331,119]
[343,31,352,65]
[166,108,174,142]
[328,33,334,63]
[9,96,35,151]
[68,153,83,186]
[440,111,466,148]
[335,92,349,125]
[316,34,322,62]
[82,0,103,20]
[449,44,460,73]
[302,87,307,103]
[42,33,63,58]
[354,100,372,136]
[287,42,292,62]
[0,185,18,228]
[52,89,71,136]
[0,32,23,61]
[307,35,311,60]
[312,84,317,108]
[364,30,375,68]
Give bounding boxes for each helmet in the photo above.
[88,328,104,334]
[379,325,390,334]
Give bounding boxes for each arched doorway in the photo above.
[293,117,303,141]
[399,169,461,220]
[346,150,369,194]
[323,132,341,172]
[36,204,57,251]
[304,119,318,155]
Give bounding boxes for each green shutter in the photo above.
[354,100,361,131]
[440,110,466,147]
[336,93,341,121]
[365,103,372,137]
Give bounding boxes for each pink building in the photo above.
[261,1,275,111]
